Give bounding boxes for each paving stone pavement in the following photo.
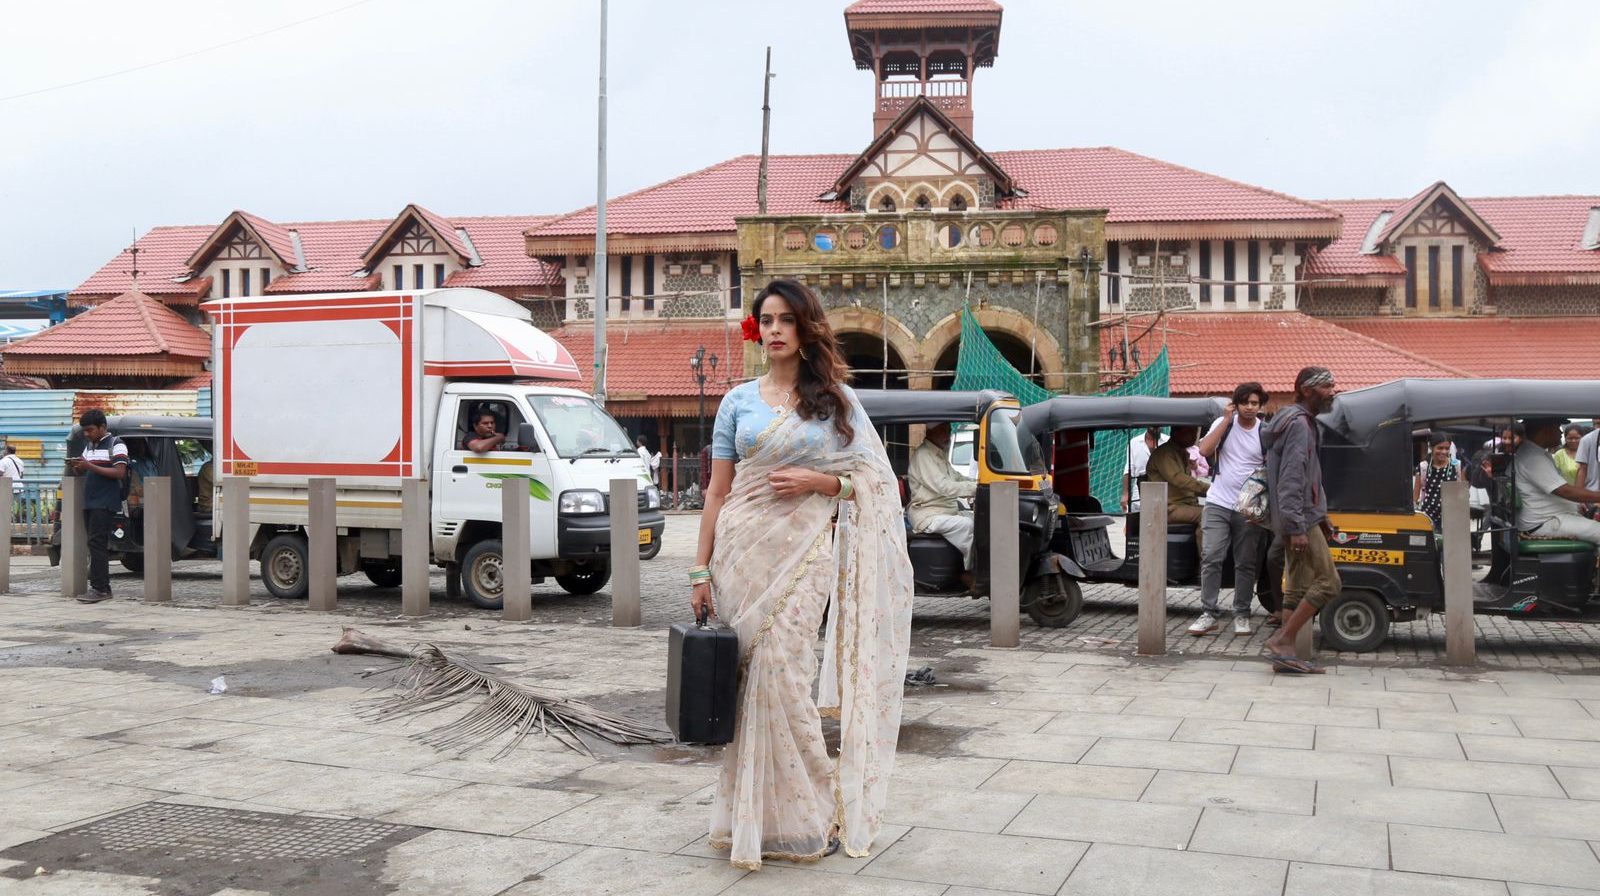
[0,515,1595,894]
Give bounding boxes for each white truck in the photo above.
[205,287,663,608]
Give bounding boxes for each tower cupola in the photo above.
[844,0,1003,139]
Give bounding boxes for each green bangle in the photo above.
[836,476,854,500]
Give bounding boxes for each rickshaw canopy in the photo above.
[107,415,213,441]
[855,389,1013,425]
[1020,395,1229,434]
[1322,379,1600,444]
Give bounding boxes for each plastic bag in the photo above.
[1234,467,1269,525]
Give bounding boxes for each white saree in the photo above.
[706,392,913,870]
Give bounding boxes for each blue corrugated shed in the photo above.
[198,386,212,418]
[0,389,206,488]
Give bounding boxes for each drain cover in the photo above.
[2,803,425,896]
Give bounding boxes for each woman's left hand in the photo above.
[768,466,835,499]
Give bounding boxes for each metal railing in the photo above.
[878,79,969,99]
[10,483,56,545]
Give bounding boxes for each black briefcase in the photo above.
[666,610,740,745]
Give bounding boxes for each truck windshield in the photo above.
[527,395,635,458]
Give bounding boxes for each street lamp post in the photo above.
[690,346,719,451]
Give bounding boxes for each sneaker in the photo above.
[1233,615,1253,636]
[1187,612,1219,635]
[76,589,112,604]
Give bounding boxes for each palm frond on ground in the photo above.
[332,627,670,758]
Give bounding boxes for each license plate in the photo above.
[638,529,651,546]
[1329,547,1403,566]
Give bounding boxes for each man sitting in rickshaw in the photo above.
[1515,417,1600,545]
[1145,425,1210,553]
[908,422,978,582]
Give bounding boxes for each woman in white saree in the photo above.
[690,279,913,871]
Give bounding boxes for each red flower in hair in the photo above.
[740,315,761,343]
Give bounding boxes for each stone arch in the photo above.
[939,181,979,210]
[904,181,939,211]
[826,306,930,389]
[920,304,1067,391]
[866,183,906,213]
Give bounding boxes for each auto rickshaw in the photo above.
[854,389,1079,627]
[50,415,217,573]
[1315,378,1600,651]
[1021,395,1272,604]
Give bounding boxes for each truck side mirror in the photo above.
[516,423,541,454]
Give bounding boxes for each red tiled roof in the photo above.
[1124,312,1468,396]
[1371,183,1438,245]
[1304,200,1407,279]
[1331,317,1600,379]
[412,205,473,262]
[846,0,1002,12]
[551,323,741,397]
[1313,193,1600,286]
[74,214,562,301]
[235,211,300,266]
[170,372,213,391]
[74,225,217,300]
[0,292,211,359]
[527,147,1339,245]
[1471,196,1600,281]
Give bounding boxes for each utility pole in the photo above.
[757,46,772,214]
[592,0,610,405]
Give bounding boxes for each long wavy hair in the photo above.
[751,278,855,445]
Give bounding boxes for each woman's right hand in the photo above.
[690,581,715,621]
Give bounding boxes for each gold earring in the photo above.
[799,345,808,361]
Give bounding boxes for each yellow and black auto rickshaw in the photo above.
[1021,395,1272,605]
[1316,378,1600,651]
[855,389,1077,626]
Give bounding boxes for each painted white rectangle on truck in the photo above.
[210,292,422,484]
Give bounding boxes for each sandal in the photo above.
[1269,656,1325,674]
[824,837,841,857]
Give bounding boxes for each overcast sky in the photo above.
[3,0,1596,289]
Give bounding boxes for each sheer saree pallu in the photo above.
[707,407,913,870]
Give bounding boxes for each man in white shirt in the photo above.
[908,423,978,573]
[1515,418,1600,544]
[1121,427,1165,512]
[635,436,661,485]
[1189,383,1270,635]
[0,445,23,493]
[1573,419,1600,492]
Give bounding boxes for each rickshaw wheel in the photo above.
[1318,589,1390,653]
[1025,574,1083,628]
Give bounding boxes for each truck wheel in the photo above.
[262,533,310,600]
[121,555,144,574]
[1318,589,1390,653]
[362,561,403,588]
[460,539,505,610]
[1025,574,1083,628]
[556,561,610,595]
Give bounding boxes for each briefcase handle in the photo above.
[695,605,711,627]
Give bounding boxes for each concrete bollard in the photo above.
[989,480,1021,648]
[221,477,251,607]
[142,476,172,603]
[0,477,11,594]
[501,481,532,622]
[1441,479,1475,665]
[611,478,641,627]
[400,479,430,617]
[1136,481,1168,656]
[61,475,86,598]
[307,478,337,611]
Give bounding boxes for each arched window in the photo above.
[948,194,968,212]
[878,195,897,213]
[914,193,931,211]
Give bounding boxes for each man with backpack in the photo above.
[1190,382,1270,636]
[66,409,129,603]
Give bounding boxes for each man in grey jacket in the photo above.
[1261,366,1340,671]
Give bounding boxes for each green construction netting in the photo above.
[950,305,1169,512]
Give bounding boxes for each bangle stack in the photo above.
[688,565,712,587]
[836,475,854,501]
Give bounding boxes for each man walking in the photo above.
[1190,382,1270,636]
[1261,367,1339,672]
[67,409,129,603]
[0,445,24,495]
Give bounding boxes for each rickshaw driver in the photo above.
[908,422,978,586]
[1515,417,1600,545]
